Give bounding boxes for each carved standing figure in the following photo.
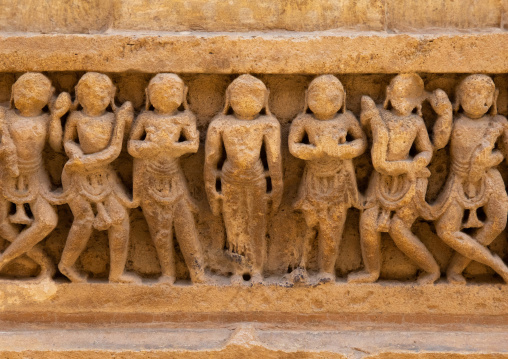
[0,73,70,280]
[128,73,208,284]
[348,73,453,284]
[58,72,138,284]
[205,74,283,285]
[288,75,367,283]
[433,74,508,284]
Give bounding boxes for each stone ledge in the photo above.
[0,325,506,358]
[0,31,507,73]
[0,280,506,326]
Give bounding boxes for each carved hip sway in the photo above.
[0,71,507,286]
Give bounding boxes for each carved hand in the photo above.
[50,92,72,118]
[429,89,451,116]
[360,96,378,127]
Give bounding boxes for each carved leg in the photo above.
[291,222,317,284]
[174,200,208,284]
[317,204,348,283]
[26,244,56,281]
[107,196,140,284]
[249,182,267,285]
[389,208,440,285]
[0,198,57,274]
[348,206,381,283]
[143,200,176,284]
[436,201,508,283]
[59,196,94,283]
[446,196,508,284]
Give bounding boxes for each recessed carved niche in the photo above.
[0,71,507,286]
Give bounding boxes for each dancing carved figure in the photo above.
[58,72,138,284]
[0,73,70,280]
[128,73,208,284]
[433,75,508,284]
[204,74,282,285]
[288,75,366,284]
[348,73,453,285]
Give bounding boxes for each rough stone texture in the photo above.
[0,0,508,357]
[0,33,508,74]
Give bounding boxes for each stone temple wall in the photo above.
[0,1,507,357]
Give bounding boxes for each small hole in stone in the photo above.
[242,273,251,281]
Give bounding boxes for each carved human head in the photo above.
[75,72,116,116]
[305,75,346,120]
[384,73,426,117]
[224,74,270,120]
[454,74,497,119]
[146,73,187,114]
[11,73,53,116]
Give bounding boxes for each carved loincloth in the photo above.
[221,159,267,263]
[135,158,198,212]
[63,165,132,230]
[294,158,359,215]
[366,169,431,231]
[2,157,65,206]
[432,161,507,228]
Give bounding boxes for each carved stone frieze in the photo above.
[0,71,506,287]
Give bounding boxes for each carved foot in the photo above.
[191,272,216,285]
[492,254,508,284]
[251,273,264,285]
[34,265,56,283]
[59,263,88,283]
[230,274,243,285]
[317,271,335,284]
[290,267,308,285]
[446,270,467,285]
[347,270,378,284]
[157,275,176,285]
[110,273,142,285]
[417,271,440,285]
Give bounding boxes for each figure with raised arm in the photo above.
[433,74,508,284]
[204,74,283,285]
[128,73,208,284]
[58,72,138,284]
[288,75,367,284]
[0,73,70,281]
[348,73,453,284]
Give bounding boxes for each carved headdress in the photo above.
[145,73,189,111]
[304,74,347,114]
[74,72,117,111]
[453,74,498,115]
[10,72,54,110]
[223,74,271,116]
[384,73,426,117]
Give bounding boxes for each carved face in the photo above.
[388,94,414,117]
[148,75,184,114]
[12,73,52,116]
[76,73,113,116]
[307,76,344,120]
[228,75,266,120]
[458,76,495,119]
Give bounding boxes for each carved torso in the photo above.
[380,110,421,162]
[7,111,48,162]
[74,112,115,154]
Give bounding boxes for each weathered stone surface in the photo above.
[0,325,506,358]
[0,32,507,74]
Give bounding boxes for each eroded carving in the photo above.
[58,72,138,284]
[204,74,283,285]
[288,75,366,284]
[128,73,208,284]
[433,74,508,284]
[348,74,453,284]
[0,73,70,281]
